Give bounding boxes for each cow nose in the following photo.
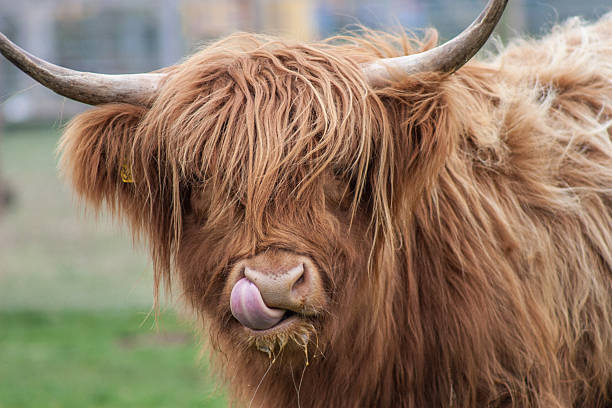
[228,252,327,330]
[244,263,306,312]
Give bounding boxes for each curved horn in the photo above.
[0,32,165,106]
[362,0,508,85]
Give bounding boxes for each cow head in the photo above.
[0,0,506,402]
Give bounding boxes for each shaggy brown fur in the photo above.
[59,14,612,408]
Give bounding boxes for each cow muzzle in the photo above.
[229,251,325,331]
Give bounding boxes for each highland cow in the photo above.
[2,0,612,406]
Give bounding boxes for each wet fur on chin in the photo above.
[58,14,612,408]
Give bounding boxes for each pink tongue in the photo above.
[230,278,285,330]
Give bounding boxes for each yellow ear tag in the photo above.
[120,163,134,183]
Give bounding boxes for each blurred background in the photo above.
[0,0,609,407]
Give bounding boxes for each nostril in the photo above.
[291,265,306,292]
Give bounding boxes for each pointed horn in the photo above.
[362,0,508,85]
[0,32,166,106]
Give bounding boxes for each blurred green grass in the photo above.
[0,127,153,310]
[0,126,226,407]
[0,311,225,408]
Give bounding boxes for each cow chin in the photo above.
[236,316,321,364]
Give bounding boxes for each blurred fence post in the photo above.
[500,0,527,40]
[0,111,9,215]
[158,0,184,67]
[0,40,2,216]
[16,0,56,118]
[237,0,261,32]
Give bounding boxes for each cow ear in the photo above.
[59,103,153,219]
[61,103,179,286]
[379,75,457,207]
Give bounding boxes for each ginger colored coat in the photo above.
[59,15,612,407]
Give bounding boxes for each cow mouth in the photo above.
[239,312,317,359]
[228,278,318,359]
[229,277,310,335]
[230,277,288,330]
[245,312,300,334]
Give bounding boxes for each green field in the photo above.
[0,127,226,407]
